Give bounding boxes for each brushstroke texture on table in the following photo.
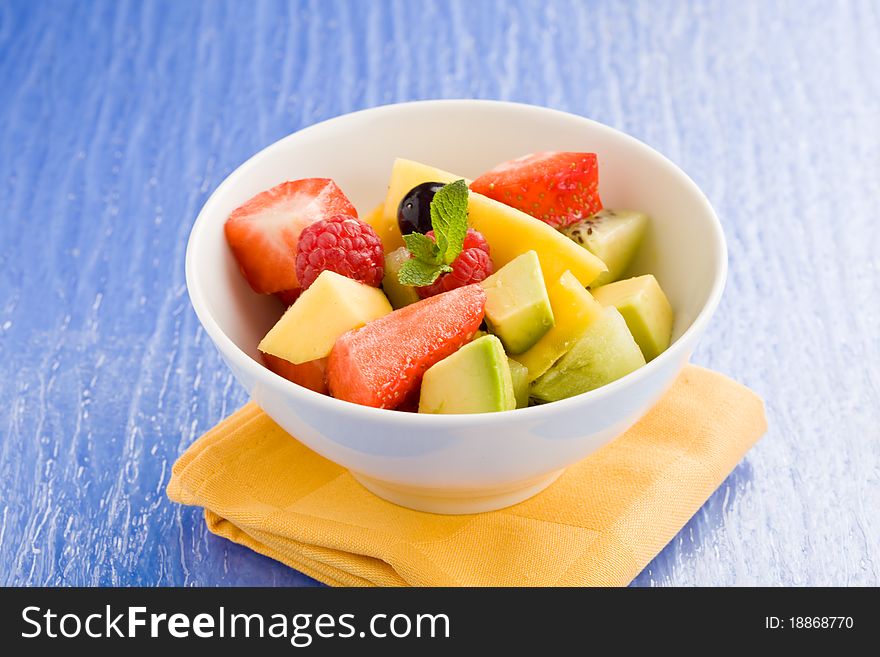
[0,0,877,586]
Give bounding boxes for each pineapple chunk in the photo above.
[259,270,392,364]
[381,158,607,288]
[513,270,603,381]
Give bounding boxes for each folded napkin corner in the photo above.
[168,364,766,586]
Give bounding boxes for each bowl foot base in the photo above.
[350,469,565,514]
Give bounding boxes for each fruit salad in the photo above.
[224,152,674,414]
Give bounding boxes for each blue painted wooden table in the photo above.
[1,0,878,587]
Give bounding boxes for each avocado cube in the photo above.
[419,335,515,414]
[591,274,673,361]
[481,250,554,354]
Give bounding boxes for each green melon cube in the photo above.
[530,307,646,402]
[507,357,530,409]
[382,247,421,309]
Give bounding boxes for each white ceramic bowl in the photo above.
[186,100,726,514]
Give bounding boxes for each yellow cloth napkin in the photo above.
[167,364,766,586]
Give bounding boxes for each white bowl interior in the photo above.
[193,101,723,379]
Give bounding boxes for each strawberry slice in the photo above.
[224,179,357,294]
[327,284,486,409]
[470,152,602,228]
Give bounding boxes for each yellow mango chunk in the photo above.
[258,270,392,364]
[362,202,395,252]
[512,270,603,381]
[382,158,607,288]
[466,193,606,288]
[379,159,460,253]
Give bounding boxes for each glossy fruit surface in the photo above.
[397,181,444,235]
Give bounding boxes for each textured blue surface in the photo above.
[1,0,878,587]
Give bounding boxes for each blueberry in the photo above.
[397,181,444,235]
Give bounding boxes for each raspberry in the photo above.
[417,247,494,298]
[295,215,384,290]
[426,228,490,254]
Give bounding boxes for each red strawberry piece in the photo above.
[417,247,493,299]
[327,284,486,409]
[295,215,384,290]
[224,179,357,294]
[470,152,602,228]
[261,352,328,395]
[274,288,301,306]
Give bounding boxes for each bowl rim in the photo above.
[186,99,728,427]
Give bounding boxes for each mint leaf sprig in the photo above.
[397,179,470,287]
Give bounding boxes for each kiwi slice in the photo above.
[562,209,648,287]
